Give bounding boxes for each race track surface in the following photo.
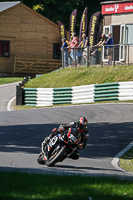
[0,103,133,178]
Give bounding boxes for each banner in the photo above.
[58,21,67,45]
[69,9,77,41]
[97,16,104,43]
[88,11,101,47]
[102,2,133,15]
[79,7,88,44]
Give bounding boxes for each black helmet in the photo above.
[77,117,88,132]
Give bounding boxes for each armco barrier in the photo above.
[24,81,133,106]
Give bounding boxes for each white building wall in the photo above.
[112,13,133,24]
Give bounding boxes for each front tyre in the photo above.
[37,154,46,165]
[47,146,66,167]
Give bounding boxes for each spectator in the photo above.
[78,33,88,64]
[69,33,79,65]
[105,33,113,64]
[91,33,108,64]
[61,38,68,67]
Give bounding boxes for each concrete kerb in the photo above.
[0,82,20,111]
[7,96,16,111]
[111,141,133,172]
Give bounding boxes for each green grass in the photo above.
[25,65,133,88]
[0,77,23,85]
[119,147,133,172]
[0,171,133,200]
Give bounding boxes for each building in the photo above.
[101,0,133,64]
[0,1,63,75]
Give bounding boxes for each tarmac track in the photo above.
[0,83,133,179]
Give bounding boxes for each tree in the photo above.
[0,0,109,33]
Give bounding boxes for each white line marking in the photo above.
[7,96,16,111]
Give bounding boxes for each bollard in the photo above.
[16,85,24,105]
[16,76,31,105]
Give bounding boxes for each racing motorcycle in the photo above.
[37,130,79,167]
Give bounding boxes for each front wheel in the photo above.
[37,154,46,165]
[47,146,66,167]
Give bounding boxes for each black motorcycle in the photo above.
[37,131,79,167]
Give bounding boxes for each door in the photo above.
[112,25,120,62]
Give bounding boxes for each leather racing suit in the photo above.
[41,122,89,160]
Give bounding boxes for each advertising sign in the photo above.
[88,11,101,46]
[102,2,133,15]
[58,21,67,45]
[69,9,77,41]
[79,7,88,43]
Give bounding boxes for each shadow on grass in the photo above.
[0,171,133,200]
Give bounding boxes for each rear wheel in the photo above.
[47,146,66,167]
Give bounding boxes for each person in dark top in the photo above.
[41,117,89,160]
[78,33,89,64]
[61,38,68,67]
[105,33,113,64]
[91,33,108,63]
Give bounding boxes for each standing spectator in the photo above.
[105,33,113,64]
[95,33,108,47]
[78,33,88,64]
[91,33,108,64]
[61,38,68,67]
[69,33,79,65]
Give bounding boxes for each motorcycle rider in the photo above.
[41,117,89,160]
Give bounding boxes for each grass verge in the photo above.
[0,171,133,200]
[0,77,23,85]
[119,147,133,172]
[25,65,133,88]
[14,100,133,111]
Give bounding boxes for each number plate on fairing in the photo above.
[49,136,58,147]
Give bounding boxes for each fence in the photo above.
[61,44,133,68]
[24,81,133,106]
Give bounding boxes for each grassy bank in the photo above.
[0,171,133,200]
[25,65,133,88]
[0,77,23,85]
[119,147,133,172]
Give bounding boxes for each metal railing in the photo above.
[61,44,133,68]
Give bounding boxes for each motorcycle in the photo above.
[37,131,79,167]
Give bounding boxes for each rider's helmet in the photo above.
[77,117,88,132]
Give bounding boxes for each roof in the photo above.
[0,1,69,33]
[0,1,21,12]
[100,0,133,5]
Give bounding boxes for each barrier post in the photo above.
[113,45,115,66]
[87,46,89,67]
[127,44,129,66]
[16,85,24,105]
[62,49,64,68]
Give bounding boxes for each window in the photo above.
[0,41,10,57]
[104,26,110,37]
[53,43,61,59]
[125,24,133,44]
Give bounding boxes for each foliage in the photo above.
[25,65,133,88]
[0,77,23,85]
[119,147,133,172]
[0,171,133,200]
[0,0,107,32]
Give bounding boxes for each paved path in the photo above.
[0,103,133,179]
[0,83,19,112]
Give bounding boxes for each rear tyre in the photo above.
[47,146,66,167]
